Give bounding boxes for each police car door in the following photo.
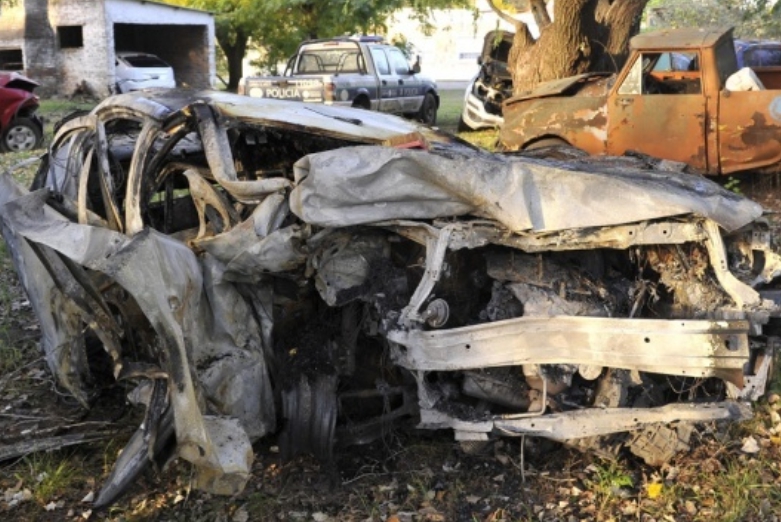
[386,47,423,113]
[370,47,401,113]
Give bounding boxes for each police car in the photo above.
[239,36,439,125]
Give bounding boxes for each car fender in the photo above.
[0,88,38,129]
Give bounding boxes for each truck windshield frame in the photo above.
[295,45,364,74]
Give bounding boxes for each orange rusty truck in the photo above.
[499,27,781,176]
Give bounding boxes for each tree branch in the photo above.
[485,0,525,29]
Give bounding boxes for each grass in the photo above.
[438,87,501,151]
[12,452,84,505]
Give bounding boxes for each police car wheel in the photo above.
[418,93,437,125]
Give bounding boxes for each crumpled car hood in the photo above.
[292,146,761,232]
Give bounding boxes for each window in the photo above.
[387,48,411,75]
[618,56,642,95]
[371,48,390,75]
[58,26,84,48]
[0,49,23,70]
[618,52,702,96]
[652,52,698,72]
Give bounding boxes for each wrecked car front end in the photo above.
[459,30,514,131]
[0,89,779,505]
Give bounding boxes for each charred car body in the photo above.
[1,89,780,506]
[459,30,514,131]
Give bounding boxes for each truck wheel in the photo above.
[352,97,370,110]
[1,118,43,152]
[418,93,437,125]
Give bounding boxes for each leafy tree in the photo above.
[488,0,648,94]
[647,0,781,39]
[163,0,471,91]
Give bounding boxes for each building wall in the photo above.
[0,0,215,97]
[49,0,110,96]
[0,4,28,69]
[0,0,61,93]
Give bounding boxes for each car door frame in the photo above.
[385,46,423,113]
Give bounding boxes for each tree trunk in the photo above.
[218,30,248,92]
[488,0,649,94]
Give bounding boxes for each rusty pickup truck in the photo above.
[500,27,781,176]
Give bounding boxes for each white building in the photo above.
[0,0,216,96]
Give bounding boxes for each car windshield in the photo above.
[122,55,169,68]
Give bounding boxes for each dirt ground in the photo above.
[1,158,781,521]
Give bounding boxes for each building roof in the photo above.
[631,27,733,51]
[118,0,213,16]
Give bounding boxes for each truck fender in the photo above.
[351,88,373,109]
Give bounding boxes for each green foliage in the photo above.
[589,462,634,490]
[583,461,636,516]
[724,176,742,194]
[647,0,781,39]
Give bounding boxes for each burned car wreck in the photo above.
[0,89,780,506]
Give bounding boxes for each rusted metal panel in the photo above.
[607,93,708,171]
[501,91,609,152]
[630,27,732,52]
[718,90,781,174]
[504,72,610,102]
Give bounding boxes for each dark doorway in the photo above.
[114,23,210,88]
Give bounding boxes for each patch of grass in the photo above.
[244,491,283,520]
[461,128,501,151]
[437,86,501,151]
[15,452,83,505]
[436,88,465,134]
[583,460,635,515]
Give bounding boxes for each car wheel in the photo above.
[457,116,471,133]
[418,92,437,125]
[1,118,43,153]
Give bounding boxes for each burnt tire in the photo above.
[1,117,42,152]
[418,92,437,126]
[279,373,338,461]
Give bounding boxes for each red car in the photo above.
[0,72,43,152]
